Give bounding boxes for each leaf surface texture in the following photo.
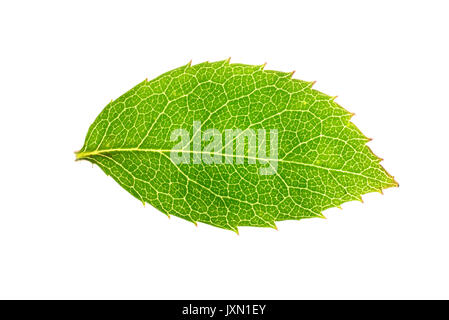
[76,60,397,232]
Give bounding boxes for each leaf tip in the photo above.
[392,176,399,187]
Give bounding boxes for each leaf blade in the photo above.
[77,60,397,231]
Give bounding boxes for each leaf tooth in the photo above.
[289,70,296,78]
[226,57,231,64]
[187,59,192,67]
[266,221,278,230]
[309,80,317,88]
[362,136,374,146]
[260,62,267,70]
[315,212,327,219]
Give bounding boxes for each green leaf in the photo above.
[76,59,397,232]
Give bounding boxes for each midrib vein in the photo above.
[76,148,385,183]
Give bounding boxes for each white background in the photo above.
[1,0,448,299]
